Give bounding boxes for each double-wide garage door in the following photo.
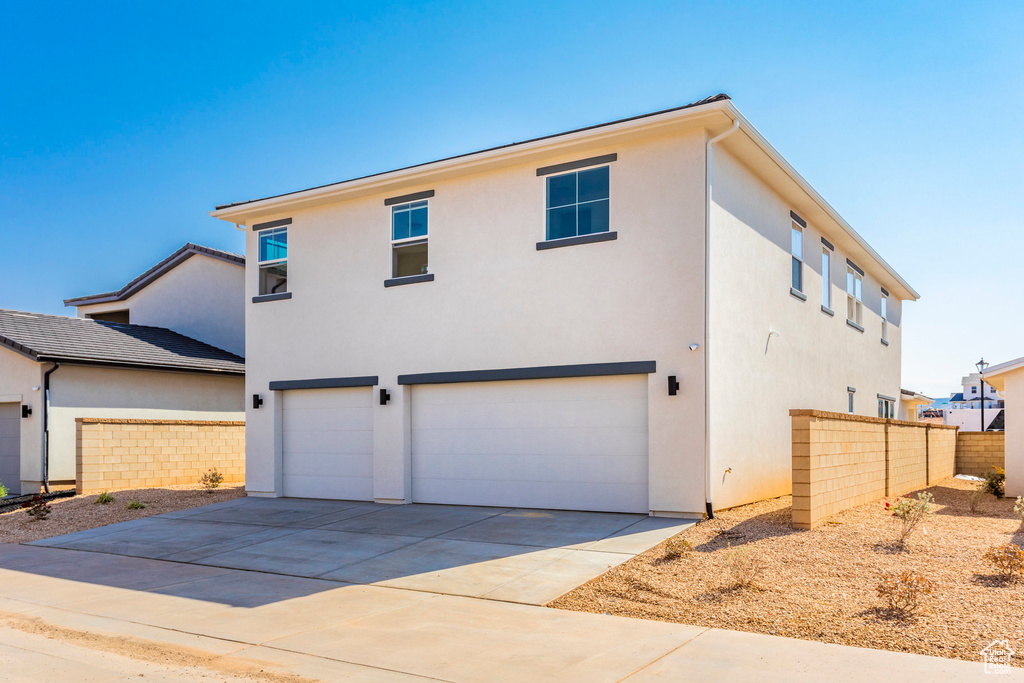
[279,375,649,513]
[0,404,20,496]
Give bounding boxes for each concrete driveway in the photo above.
[31,497,694,605]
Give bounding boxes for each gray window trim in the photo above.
[252,292,292,303]
[877,393,896,402]
[536,154,617,177]
[846,319,865,332]
[384,273,435,288]
[384,190,435,206]
[848,386,857,393]
[790,211,807,228]
[537,231,617,251]
[252,218,292,231]
[881,338,889,346]
[398,360,656,385]
[821,305,835,317]
[880,287,889,297]
[846,258,865,276]
[821,236,834,250]
[269,376,379,391]
[789,287,807,302]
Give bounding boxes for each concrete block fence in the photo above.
[955,431,1005,478]
[75,418,245,494]
[789,410,958,530]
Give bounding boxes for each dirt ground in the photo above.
[0,484,245,544]
[551,476,1024,666]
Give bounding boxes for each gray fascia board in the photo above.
[0,335,39,361]
[398,361,656,385]
[269,376,379,391]
[35,356,244,376]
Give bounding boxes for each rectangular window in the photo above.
[791,223,803,292]
[821,247,831,308]
[391,200,429,278]
[846,267,862,325]
[880,292,888,342]
[848,390,855,414]
[546,166,610,240]
[258,227,288,295]
[878,398,894,418]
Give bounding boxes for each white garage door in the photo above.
[0,404,20,496]
[282,388,374,500]
[411,375,649,513]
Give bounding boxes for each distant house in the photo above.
[945,371,1004,430]
[898,389,931,421]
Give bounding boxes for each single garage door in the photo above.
[411,374,649,513]
[282,388,373,500]
[0,404,20,496]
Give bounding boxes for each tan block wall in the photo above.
[76,418,245,494]
[956,431,1005,478]
[790,410,959,529]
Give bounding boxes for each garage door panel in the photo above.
[0,405,19,496]
[413,453,647,485]
[283,430,374,456]
[283,452,374,478]
[412,479,648,514]
[412,397,646,431]
[282,475,372,500]
[413,427,646,458]
[420,376,648,405]
[282,406,373,433]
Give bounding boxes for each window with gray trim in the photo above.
[878,397,894,418]
[791,222,803,292]
[391,200,428,278]
[881,291,889,342]
[546,166,610,240]
[258,227,288,295]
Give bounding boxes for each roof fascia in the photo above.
[35,356,245,376]
[0,335,39,361]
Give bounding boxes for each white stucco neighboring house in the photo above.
[898,389,932,422]
[982,357,1022,497]
[211,93,918,516]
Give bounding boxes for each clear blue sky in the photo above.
[4,1,1021,398]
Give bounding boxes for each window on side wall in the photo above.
[878,398,894,419]
[846,267,862,325]
[546,166,610,240]
[258,227,288,295]
[821,246,831,309]
[791,223,803,292]
[391,200,429,278]
[881,291,889,342]
[848,389,855,414]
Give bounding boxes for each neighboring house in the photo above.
[0,310,244,495]
[944,371,1004,430]
[64,243,246,357]
[981,357,1021,497]
[210,93,917,516]
[898,389,931,422]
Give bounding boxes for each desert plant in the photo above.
[199,468,224,491]
[1013,497,1024,523]
[723,545,767,588]
[0,480,7,498]
[885,491,934,545]
[95,491,115,504]
[663,536,694,560]
[21,495,52,521]
[969,485,987,514]
[984,543,1024,581]
[982,466,1006,498]
[876,570,934,614]
[127,500,146,510]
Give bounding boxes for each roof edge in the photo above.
[983,356,1024,379]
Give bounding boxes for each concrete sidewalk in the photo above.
[0,543,1013,682]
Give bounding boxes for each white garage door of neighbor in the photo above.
[282,388,374,500]
[0,404,21,496]
[411,374,650,513]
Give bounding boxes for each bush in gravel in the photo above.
[876,571,934,614]
[984,543,1024,582]
[1014,497,1024,523]
[969,485,988,514]
[982,466,1006,498]
[200,468,224,491]
[885,492,934,546]
[127,500,146,510]
[724,545,767,588]
[95,491,115,504]
[21,495,52,521]
[663,536,694,560]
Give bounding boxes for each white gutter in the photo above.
[703,119,739,519]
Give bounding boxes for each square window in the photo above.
[544,166,610,240]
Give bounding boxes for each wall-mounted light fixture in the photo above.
[21,405,32,418]
[668,376,680,396]
[252,394,264,410]
[689,343,700,351]
[379,388,391,406]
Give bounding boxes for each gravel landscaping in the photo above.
[550,476,1024,667]
[0,484,245,544]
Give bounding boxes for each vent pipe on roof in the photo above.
[42,362,60,494]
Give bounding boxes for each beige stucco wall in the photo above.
[709,147,904,510]
[38,365,244,489]
[243,128,710,514]
[75,255,245,356]
[1006,370,1024,497]
[0,348,44,495]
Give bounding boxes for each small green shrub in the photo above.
[969,485,987,513]
[877,570,934,613]
[1013,496,1024,523]
[199,468,224,491]
[885,491,934,545]
[724,545,767,588]
[21,495,52,521]
[127,500,146,510]
[982,466,1006,498]
[0,480,7,498]
[95,491,115,504]
[985,543,1024,581]
[663,536,694,560]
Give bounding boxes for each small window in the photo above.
[392,200,429,278]
[880,292,888,342]
[821,247,831,308]
[546,166,610,240]
[258,227,288,295]
[848,390,855,414]
[791,223,803,292]
[971,386,978,394]
[878,398,894,419]
[846,267,862,325]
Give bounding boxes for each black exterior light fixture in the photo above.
[976,358,989,431]
[380,388,391,405]
[667,376,680,396]
[21,404,31,418]
[252,394,264,410]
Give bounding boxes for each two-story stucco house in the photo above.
[211,94,918,517]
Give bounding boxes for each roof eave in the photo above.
[35,355,245,376]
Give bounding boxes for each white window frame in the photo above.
[791,222,803,292]
[821,246,831,309]
[880,291,888,342]
[257,226,288,295]
[848,389,855,414]
[846,266,863,326]
[391,200,429,278]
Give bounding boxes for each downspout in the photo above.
[704,119,739,519]
[42,362,60,494]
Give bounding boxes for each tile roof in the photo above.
[64,243,244,307]
[0,309,244,375]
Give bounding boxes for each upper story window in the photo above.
[971,385,978,394]
[391,200,429,278]
[821,246,831,308]
[878,397,895,419]
[546,166,609,240]
[258,227,288,295]
[881,290,889,342]
[791,223,803,292]
[846,266,863,326]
